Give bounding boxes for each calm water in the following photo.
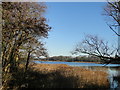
[35,61,120,89]
[35,61,120,67]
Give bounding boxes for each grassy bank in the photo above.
[11,63,110,89]
[30,63,109,88]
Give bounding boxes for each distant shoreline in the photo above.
[34,60,101,64]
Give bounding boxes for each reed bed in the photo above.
[31,64,109,88]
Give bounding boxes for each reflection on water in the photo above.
[35,61,120,89]
[107,67,120,89]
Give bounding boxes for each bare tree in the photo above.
[72,35,119,63]
[21,39,48,71]
[72,1,120,64]
[103,0,120,56]
[103,0,120,36]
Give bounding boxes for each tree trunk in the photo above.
[25,51,31,71]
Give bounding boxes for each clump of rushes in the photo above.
[31,64,109,88]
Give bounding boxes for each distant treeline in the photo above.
[39,55,101,62]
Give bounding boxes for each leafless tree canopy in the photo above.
[72,1,120,63]
[72,35,119,63]
[103,0,120,36]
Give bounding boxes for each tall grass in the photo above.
[8,63,110,89]
[31,64,109,88]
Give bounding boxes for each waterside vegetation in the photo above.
[14,63,110,88]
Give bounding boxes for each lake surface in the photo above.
[35,61,120,89]
[35,61,120,67]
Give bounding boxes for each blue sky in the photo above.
[43,2,117,57]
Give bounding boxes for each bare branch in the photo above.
[107,23,120,36]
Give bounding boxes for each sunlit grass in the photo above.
[31,64,109,88]
[11,63,110,88]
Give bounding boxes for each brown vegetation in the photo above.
[30,63,110,88]
[3,63,110,89]
[2,2,50,89]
